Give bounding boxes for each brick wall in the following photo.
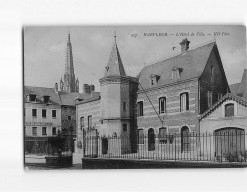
[137,79,199,134]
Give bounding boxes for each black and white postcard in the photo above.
[24,25,247,169]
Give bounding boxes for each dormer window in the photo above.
[42,95,50,104]
[28,94,36,102]
[172,67,183,79]
[150,74,160,86]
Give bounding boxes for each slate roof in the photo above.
[199,93,247,120]
[58,91,82,106]
[229,69,247,99]
[104,39,126,77]
[24,86,84,106]
[75,91,101,105]
[138,41,216,90]
[24,86,61,105]
[229,83,240,95]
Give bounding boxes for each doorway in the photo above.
[148,128,155,151]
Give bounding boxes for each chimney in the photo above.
[90,84,95,92]
[180,38,190,54]
[83,84,90,94]
[54,83,58,93]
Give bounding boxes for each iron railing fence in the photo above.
[83,131,247,163]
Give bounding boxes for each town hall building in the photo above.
[75,34,235,156]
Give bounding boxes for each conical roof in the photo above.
[104,36,126,77]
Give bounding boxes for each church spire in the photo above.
[59,30,79,93]
[104,32,126,77]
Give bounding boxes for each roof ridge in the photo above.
[25,85,54,90]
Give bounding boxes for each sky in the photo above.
[24,25,246,92]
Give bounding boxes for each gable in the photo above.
[200,45,229,90]
[199,93,247,120]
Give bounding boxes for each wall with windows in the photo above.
[199,47,229,114]
[200,99,247,134]
[136,79,199,135]
[24,103,61,137]
[76,99,101,148]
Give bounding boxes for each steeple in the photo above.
[104,32,126,77]
[59,30,79,93]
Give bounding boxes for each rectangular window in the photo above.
[32,109,37,117]
[52,110,56,118]
[159,97,166,114]
[180,93,189,111]
[225,103,234,117]
[52,127,56,135]
[123,102,126,111]
[137,101,143,117]
[88,115,92,129]
[207,91,213,108]
[24,108,26,117]
[68,116,71,121]
[217,93,222,101]
[123,124,127,132]
[32,127,37,136]
[42,109,46,118]
[138,129,144,144]
[42,127,47,135]
[80,117,84,130]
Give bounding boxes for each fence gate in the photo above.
[84,129,98,158]
[181,126,190,153]
[214,128,245,158]
[102,137,108,154]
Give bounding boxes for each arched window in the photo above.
[159,97,166,114]
[181,126,190,152]
[225,103,234,117]
[180,92,189,111]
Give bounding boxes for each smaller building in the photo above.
[24,86,62,137]
[199,93,247,160]
[24,84,82,154]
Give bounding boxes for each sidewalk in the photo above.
[25,153,83,170]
